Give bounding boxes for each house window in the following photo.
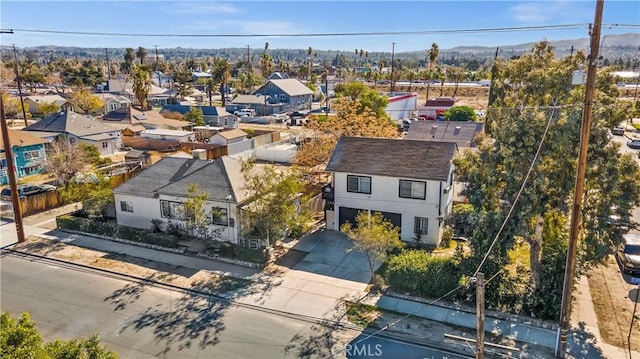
[212,207,228,226]
[23,150,42,161]
[109,102,118,111]
[399,180,426,200]
[347,175,371,194]
[414,217,428,235]
[160,200,184,218]
[279,94,286,100]
[120,201,133,212]
[102,142,108,149]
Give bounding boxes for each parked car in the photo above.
[289,111,307,119]
[1,184,57,201]
[616,234,640,275]
[612,126,626,136]
[627,139,640,149]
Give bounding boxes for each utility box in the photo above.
[572,70,586,85]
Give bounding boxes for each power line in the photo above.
[4,23,637,39]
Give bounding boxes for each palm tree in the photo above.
[136,47,147,65]
[205,78,216,106]
[123,48,136,74]
[132,66,151,111]
[425,42,439,104]
[212,58,232,107]
[307,46,313,81]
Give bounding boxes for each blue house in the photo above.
[161,105,238,127]
[238,78,314,115]
[0,128,48,185]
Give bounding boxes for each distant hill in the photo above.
[2,33,638,65]
[443,33,639,58]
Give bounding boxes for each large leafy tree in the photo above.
[45,138,89,185]
[1,311,117,359]
[61,59,104,88]
[121,48,136,74]
[36,101,60,117]
[454,41,640,318]
[334,81,389,118]
[293,97,398,171]
[71,88,104,114]
[184,106,204,126]
[241,159,309,245]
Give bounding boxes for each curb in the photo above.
[2,248,474,358]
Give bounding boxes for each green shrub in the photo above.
[117,225,143,242]
[234,247,268,264]
[219,242,234,257]
[57,215,84,231]
[386,250,461,298]
[444,105,477,122]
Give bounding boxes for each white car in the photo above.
[234,109,255,117]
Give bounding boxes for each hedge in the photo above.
[386,250,461,298]
[57,215,180,248]
[234,247,268,264]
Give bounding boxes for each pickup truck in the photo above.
[233,109,255,117]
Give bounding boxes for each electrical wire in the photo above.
[0,24,599,38]
[472,101,560,278]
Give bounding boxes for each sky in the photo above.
[0,1,638,53]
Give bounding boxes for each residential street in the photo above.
[1,253,467,359]
[0,253,349,358]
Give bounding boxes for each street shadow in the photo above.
[567,322,606,359]
[9,238,68,256]
[106,280,228,353]
[102,252,199,278]
[274,248,308,269]
[284,293,367,359]
[630,288,640,303]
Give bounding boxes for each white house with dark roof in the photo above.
[112,155,250,244]
[324,136,457,245]
[23,110,121,157]
[230,78,314,115]
[24,95,73,115]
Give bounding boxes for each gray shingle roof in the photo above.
[24,110,118,137]
[113,156,240,202]
[325,136,457,182]
[266,79,314,96]
[405,121,484,148]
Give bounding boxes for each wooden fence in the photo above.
[5,169,142,217]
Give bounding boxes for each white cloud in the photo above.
[167,2,241,15]
[509,3,551,23]
[509,1,572,24]
[184,20,298,35]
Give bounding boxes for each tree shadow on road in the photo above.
[567,322,606,359]
[284,293,366,359]
[105,278,228,353]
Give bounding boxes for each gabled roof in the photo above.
[24,110,119,137]
[113,155,244,202]
[259,79,314,96]
[326,136,457,182]
[25,95,69,107]
[405,121,484,148]
[232,94,269,105]
[214,128,247,140]
[268,72,289,80]
[100,107,189,130]
[0,128,48,148]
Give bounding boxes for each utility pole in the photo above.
[570,45,575,56]
[629,284,639,359]
[556,1,604,357]
[12,45,28,127]
[154,45,159,73]
[105,48,111,80]
[475,272,485,359]
[0,93,26,243]
[247,45,252,94]
[390,42,396,92]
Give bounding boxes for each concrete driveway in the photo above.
[236,229,376,318]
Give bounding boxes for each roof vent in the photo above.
[455,126,461,130]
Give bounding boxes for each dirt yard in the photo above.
[11,236,249,293]
[588,256,640,352]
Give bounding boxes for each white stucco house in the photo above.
[324,136,457,245]
[112,154,251,244]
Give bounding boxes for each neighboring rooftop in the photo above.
[0,128,48,148]
[326,136,457,182]
[405,121,484,148]
[24,110,119,137]
[215,128,247,140]
[263,78,314,96]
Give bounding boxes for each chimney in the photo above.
[192,149,206,160]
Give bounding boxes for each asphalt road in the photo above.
[0,253,355,358]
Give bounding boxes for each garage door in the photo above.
[339,207,402,232]
[338,207,366,228]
